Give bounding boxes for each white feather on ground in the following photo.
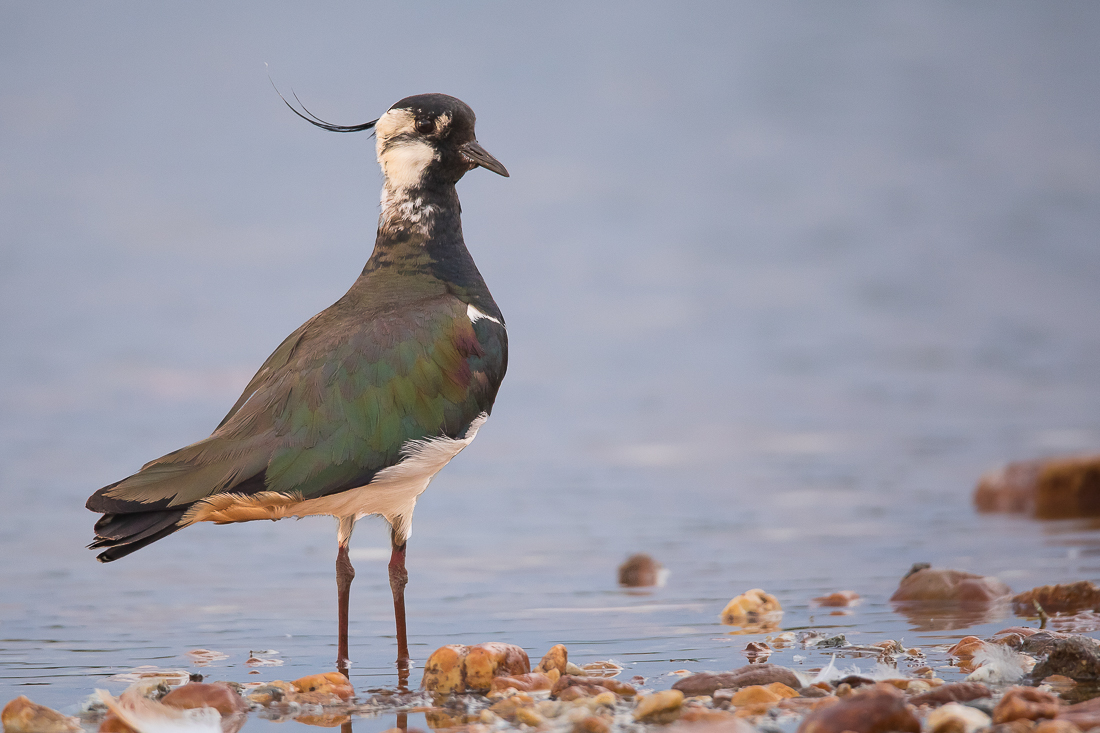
[810,655,901,685]
[95,690,221,733]
[965,643,1035,684]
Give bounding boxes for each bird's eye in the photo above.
[415,118,434,135]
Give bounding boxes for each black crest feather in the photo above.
[270,77,377,133]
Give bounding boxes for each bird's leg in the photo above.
[388,537,410,680]
[336,541,355,675]
[334,517,357,676]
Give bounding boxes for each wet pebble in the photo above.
[672,664,800,696]
[422,642,530,693]
[909,681,992,707]
[1029,637,1100,682]
[535,644,568,675]
[1058,695,1100,728]
[991,686,1061,724]
[1,697,82,733]
[796,683,920,733]
[975,454,1100,519]
[632,690,683,723]
[552,675,635,698]
[1013,581,1100,615]
[720,588,781,625]
[742,641,770,661]
[489,672,555,693]
[160,683,249,715]
[889,566,1011,604]
[925,702,992,733]
[618,554,663,587]
[813,591,860,607]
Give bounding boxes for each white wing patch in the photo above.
[467,304,502,325]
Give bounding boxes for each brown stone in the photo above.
[975,455,1100,519]
[890,567,1011,604]
[992,687,1061,724]
[294,713,351,728]
[422,644,467,693]
[975,459,1046,513]
[796,683,919,733]
[464,643,530,690]
[1029,637,1100,682]
[488,692,534,718]
[991,722,1039,733]
[618,554,662,587]
[535,644,568,675]
[633,690,684,723]
[488,672,554,693]
[572,715,611,733]
[1,697,82,733]
[291,673,354,701]
[992,627,1042,649]
[552,675,635,698]
[743,641,771,661]
[924,702,992,732]
[246,680,295,705]
[96,715,133,733]
[678,709,737,724]
[557,685,598,702]
[1034,721,1083,733]
[1020,631,1078,657]
[667,718,758,733]
[1058,695,1100,728]
[948,636,987,659]
[672,664,801,696]
[160,682,249,715]
[813,591,860,607]
[729,685,782,707]
[720,589,781,625]
[909,681,992,707]
[421,642,530,693]
[1013,582,1100,615]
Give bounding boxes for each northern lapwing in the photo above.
[86,93,509,674]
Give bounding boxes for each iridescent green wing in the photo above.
[93,294,506,511]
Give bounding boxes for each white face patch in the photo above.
[467,304,502,325]
[375,108,437,191]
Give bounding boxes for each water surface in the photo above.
[2,3,1100,729]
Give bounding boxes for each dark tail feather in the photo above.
[89,508,189,563]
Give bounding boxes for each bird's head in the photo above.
[376,94,508,190]
[282,91,508,191]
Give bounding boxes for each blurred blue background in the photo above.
[2,1,1100,721]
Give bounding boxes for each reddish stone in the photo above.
[672,664,801,696]
[909,681,992,707]
[890,567,1011,603]
[161,682,249,715]
[991,686,1061,724]
[1058,695,1100,728]
[618,554,662,587]
[813,591,860,607]
[489,672,554,693]
[975,455,1100,519]
[1012,581,1100,615]
[552,675,635,698]
[2,697,82,733]
[796,683,919,733]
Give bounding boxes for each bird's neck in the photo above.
[362,181,495,311]
[376,180,459,241]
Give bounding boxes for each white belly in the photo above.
[184,412,488,545]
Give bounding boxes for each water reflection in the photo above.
[890,601,1011,632]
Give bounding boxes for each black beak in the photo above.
[460,140,509,177]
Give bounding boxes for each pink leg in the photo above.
[389,541,410,675]
[336,541,355,675]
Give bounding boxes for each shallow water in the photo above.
[3,2,1100,729]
